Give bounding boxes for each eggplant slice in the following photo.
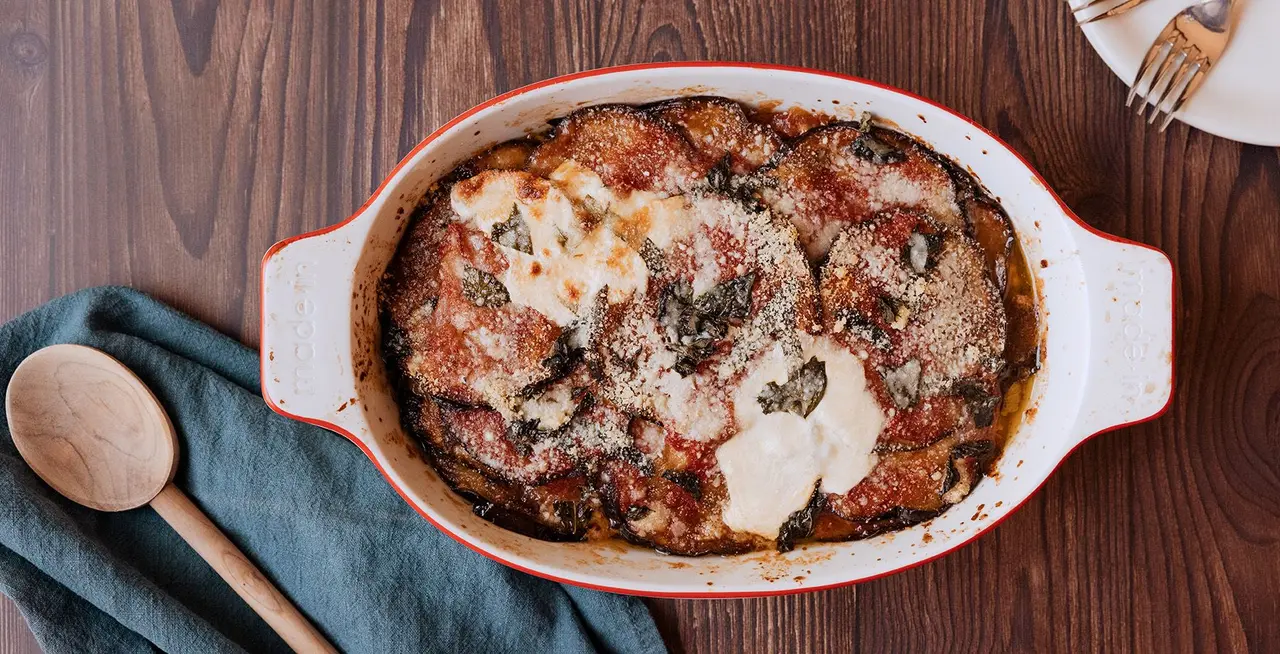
[527,104,712,193]
[387,223,565,409]
[820,208,1007,398]
[599,458,761,556]
[591,193,817,438]
[397,394,594,541]
[645,96,783,175]
[437,403,577,485]
[826,432,997,527]
[759,122,967,260]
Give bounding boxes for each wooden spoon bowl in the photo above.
[7,344,177,511]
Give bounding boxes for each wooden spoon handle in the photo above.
[150,484,337,653]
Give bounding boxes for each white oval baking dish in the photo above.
[260,63,1174,598]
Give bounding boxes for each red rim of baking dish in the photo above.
[260,61,1177,599]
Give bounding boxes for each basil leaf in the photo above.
[659,279,737,377]
[460,265,510,308]
[757,356,828,418]
[491,205,533,254]
[694,273,756,321]
[776,483,824,552]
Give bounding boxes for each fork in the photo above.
[1071,0,1151,25]
[1127,0,1235,131]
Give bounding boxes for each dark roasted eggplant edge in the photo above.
[595,473,758,557]
[381,296,591,541]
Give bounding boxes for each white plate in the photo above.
[1080,0,1280,146]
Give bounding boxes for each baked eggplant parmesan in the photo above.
[381,98,1040,555]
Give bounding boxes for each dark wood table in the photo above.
[2,1,1277,652]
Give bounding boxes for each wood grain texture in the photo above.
[0,599,39,654]
[0,1,1276,652]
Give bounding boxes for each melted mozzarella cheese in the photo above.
[716,336,885,538]
[517,381,578,430]
[453,170,586,255]
[555,227,648,309]
[550,161,697,249]
[451,169,648,325]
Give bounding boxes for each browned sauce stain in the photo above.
[667,561,691,569]
[594,538,637,553]
[982,149,989,155]
[793,575,807,583]
[994,501,1003,508]
[336,401,349,412]
[268,351,274,361]
[1040,259,1049,268]
[921,532,934,544]
[918,114,927,123]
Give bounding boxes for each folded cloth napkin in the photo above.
[0,286,665,654]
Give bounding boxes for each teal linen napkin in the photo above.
[0,286,665,654]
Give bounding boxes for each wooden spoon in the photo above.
[5,344,336,653]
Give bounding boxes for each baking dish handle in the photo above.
[1071,226,1175,439]
[260,227,363,429]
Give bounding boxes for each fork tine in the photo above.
[1079,0,1147,25]
[1159,63,1204,132]
[1140,49,1187,118]
[1127,22,1181,106]
[1149,52,1193,125]
[1127,40,1172,107]
[1134,43,1179,116]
